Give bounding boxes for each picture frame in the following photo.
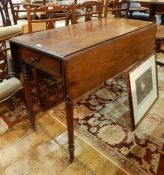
[123,54,158,129]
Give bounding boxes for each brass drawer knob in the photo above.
[30,57,39,62]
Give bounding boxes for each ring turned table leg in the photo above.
[22,64,36,130]
[65,96,75,162]
[149,4,157,22]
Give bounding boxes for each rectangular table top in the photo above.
[10,18,156,59]
[129,0,164,4]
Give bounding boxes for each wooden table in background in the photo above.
[22,0,75,7]
[10,18,156,161]
[129,0,164,22]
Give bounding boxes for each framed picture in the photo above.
[124,54,158,129]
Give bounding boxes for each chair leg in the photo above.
[155,39,161,53]
[161,14,164,25]
[22,65,36,130]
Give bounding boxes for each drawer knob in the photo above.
[30,57,39,62]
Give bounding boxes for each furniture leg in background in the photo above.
[22,64,36,130]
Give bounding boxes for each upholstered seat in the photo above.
[0,77,23,102]
[156,53,164,65]
[0,25,23,40]
[0,0,35,129]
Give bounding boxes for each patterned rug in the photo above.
[0,76,64,134]
[49,65,164,175]
[0,59,164,175]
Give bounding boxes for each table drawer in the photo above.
[19,47,61,75]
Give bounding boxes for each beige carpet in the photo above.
[49,54,164,175]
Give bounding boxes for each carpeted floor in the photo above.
[0,76,64,134]
[49,63,164,175]
[0,55,164,175]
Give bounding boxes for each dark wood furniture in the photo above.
[0,0,27,26]
[157,145,164,175]
[104,0,130,18]
[156,25,164,53]
[10,18,156,162]
[128,0,164,22]
[0,27,32,129]
[26,4,71,107]
[141,2,164,24]
[0,0,17,26]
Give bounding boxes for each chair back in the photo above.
[104,0,130,18]
[0,42,8,80]
[71,1,103,24]
[0,0,17,26]
[27,4,72,33]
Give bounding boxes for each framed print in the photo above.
[124,54,158,129]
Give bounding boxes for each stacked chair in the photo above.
[104,0,130,18]
[25,4,72,112]
[0,0,37,130]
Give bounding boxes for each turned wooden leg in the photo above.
[149,5,157,22]
[65,96,75,162]
[161,14,164,25]
[155,39,161,53]
[22,64,36,130]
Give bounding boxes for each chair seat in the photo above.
[0,77,23,102]
[17,11,28,19]
[0,25,23,41]
[156,53,164,65]
[129,6,148,12]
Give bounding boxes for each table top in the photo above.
[23,0,74,7]
[128,0,164,4]
[10,18,155,59]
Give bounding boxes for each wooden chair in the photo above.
[26,4,70,108]
[104,0,130,18]
[0,0,23,75]
[14,3,28,21]
[0,0,17,26]
[26,4,72,33]
[0,0,27,27]
[0,26,36,130]
[0,38,23,102]
[0,0,39,129]
[71,1,103,24]
[0,0,25,38]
